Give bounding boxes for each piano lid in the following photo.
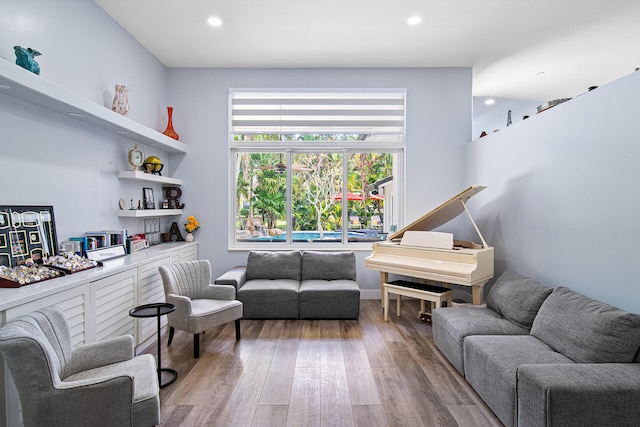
[387,185,487,242]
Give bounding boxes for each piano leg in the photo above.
[379,271,389,306]
[472,285,483,304]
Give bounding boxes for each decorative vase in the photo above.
[112,85,129,116]
[185,232,194,242]
[162,106,179,140]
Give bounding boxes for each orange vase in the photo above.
[162,106,179,140]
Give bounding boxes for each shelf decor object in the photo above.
[14,46,41,75]
[0,205,58,268]
[162,106,179,140]
[111,84,129,116]
[127,145,144,171]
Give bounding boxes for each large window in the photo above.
[229,90,405,248]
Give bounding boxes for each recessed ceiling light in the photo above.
[535,71,546,77]
[67,112,85,117]
[407,16,422,26]
[485,99,495,105]
[0,84,10,90]
[207,16,222,27]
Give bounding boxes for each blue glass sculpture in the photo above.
[14,46,42,75]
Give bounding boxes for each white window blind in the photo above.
[230,90,406,138]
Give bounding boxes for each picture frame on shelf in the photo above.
[143,187,155,210]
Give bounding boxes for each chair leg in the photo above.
[168,326,175,346]
[194,333,200,358]
[235,319,241,340]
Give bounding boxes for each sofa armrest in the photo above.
[215,266,247,290]
[517,363,640,427]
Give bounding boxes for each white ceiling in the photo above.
[95,0,640,102]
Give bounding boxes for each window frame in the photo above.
[228,89,406,251]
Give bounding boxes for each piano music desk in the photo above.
[383,280,453,322]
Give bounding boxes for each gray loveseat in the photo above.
[215,250,360,319]
[432,271,640,427]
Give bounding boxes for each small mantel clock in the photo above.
[127,144,144,171]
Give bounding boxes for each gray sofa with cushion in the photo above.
[215,250,360,319]
[432,271,640,427]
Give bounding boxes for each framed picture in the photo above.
[0,205,58,267]
[143,188,155,209]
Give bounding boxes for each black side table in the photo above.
[129,302,177,388]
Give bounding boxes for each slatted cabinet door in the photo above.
[171,244,198,262]
[90,269,137,342]
[136,256,171,345]
[5,285,89,346]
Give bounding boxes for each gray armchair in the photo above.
[158,259,242,358]
[0,306,160,427]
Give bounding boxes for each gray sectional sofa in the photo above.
[215,250,360,319]
[432,271,640,427]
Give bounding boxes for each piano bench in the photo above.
[383,280,453,322]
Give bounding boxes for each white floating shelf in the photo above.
[0,58,188,154]
[117,209,182,218]
[117,171,183,186]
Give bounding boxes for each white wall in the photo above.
[466,71,640,313]
[0,0,171,241]
[166,68,473,292]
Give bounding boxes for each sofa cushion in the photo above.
[485,271,553,330]
[432,307,530,374]
[301,251,356,281]
[237,279,300,319]
[299,279,360,319]
[463,335,574,427]
[246,251,301,281]
[531,286,640,363]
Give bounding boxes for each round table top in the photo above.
[129,302,176,318]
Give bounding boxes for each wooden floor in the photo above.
[144,299,502,427]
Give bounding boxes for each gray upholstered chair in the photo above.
[0,306,160,427]
[159,259,242,358]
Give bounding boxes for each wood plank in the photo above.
[371,367,425,427]
[352,405,390,427]
[214,341,277,426]
[320,340,355,427]
[156,405,193,427]
[341,340,382,405]
[448,404,503,427]
[252,405,289,427]
[287,367,321,427]
[260,340,298,405]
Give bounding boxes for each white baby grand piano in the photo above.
[365,185,494,304]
